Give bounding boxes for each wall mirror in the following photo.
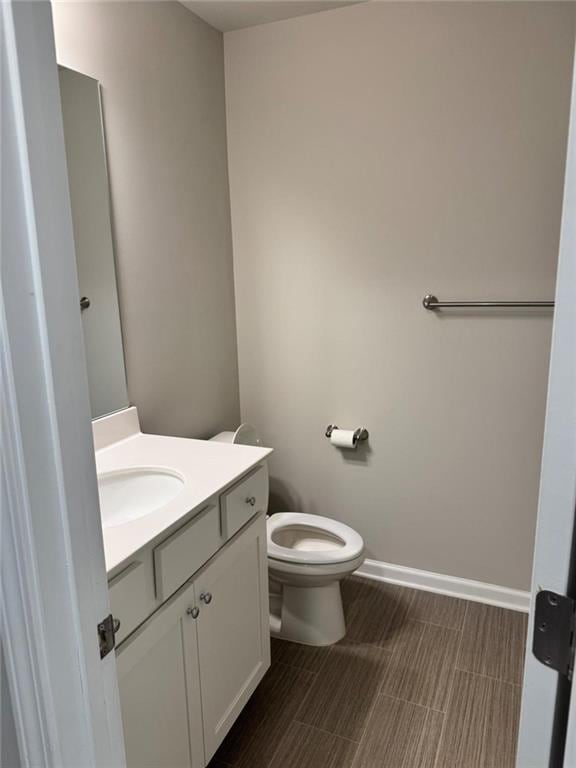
[59,66,129,419]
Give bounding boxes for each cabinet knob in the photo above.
[200,592,213,605]
[245,496,256,507]
[186,606,200,619]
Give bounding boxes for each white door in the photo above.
[195,515,270,762]
[1,1,125,765]
[116,582,204,768]
[517,44,576,768]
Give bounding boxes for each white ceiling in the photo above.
[181,1,363,33]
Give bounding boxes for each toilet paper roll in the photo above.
[330,429,357,449]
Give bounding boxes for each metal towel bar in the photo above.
[423,294,554,311]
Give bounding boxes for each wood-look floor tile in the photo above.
[407,590,468,630]
[271,637,330,673]
[215,587,524,768]
[341,576,414,651]
[436,670,521,768]
[215,662,315,768]
[352,696,442,768]
[269,721,358,768]
[380,621,461,711]
[297,640,391,742]
[482,675,522,765]
[410,709,445,768]
[457,603,527,684]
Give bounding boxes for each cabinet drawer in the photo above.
[221,465,269,540]
[109,556,155,645]
[154,504,221,602]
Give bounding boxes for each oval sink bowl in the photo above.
[98,468,185,528]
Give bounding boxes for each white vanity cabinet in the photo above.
[195,512,269,761]
[115,579,204,768]
[114,505,270,768]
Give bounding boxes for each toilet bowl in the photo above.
[210,425,365,646]
[267,513,364,646]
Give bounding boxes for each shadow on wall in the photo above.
[268,476,304,514]
[269,441,373,513]
[338,441,373,466]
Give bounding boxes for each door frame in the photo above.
[517,36,576,768]
[4,1,576,766]
[1,1,125,765]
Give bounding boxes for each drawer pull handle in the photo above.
[112,617,121,634]
[200,592,213,605]
[187,606,200,619]
[246,496,256,507]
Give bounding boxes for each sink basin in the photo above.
[98,468,185,528]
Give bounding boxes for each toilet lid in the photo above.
[267,512,364,565]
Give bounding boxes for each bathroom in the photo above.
[3,0,576,766]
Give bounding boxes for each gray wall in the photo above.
[225,2,576,590]
[53,1,240,438]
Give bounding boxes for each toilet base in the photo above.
[270,581,346,646]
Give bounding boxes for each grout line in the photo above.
[264,723,294,768]
[348,683,383,768]
[384,588,417,652]
[289,643,337,724]
[432,600,469,768]
[264,662,327,768]
[415,705,444,767]
[343,637,395,654]
[270,655,321,677]
[377,691,432,712]
[379,619,427,697]
[405,616,467,632]
[271,638,332,677]
[398,618,463,637]
[373,689,447,714]
[265,658,361,766]
[453,666,523,688]
[425,707,446,768]
[274,657,326,675]
[291,719,361,745]
[221,661,313,768]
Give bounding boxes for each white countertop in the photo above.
[94,410,272,574]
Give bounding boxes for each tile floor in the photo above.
[210,577,528,768]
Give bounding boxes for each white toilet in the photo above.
[211,425,365,646]
[267,512,364,646]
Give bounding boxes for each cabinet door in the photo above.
[116,581,204,768]
[195,513,270,761]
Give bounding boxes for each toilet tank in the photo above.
[210,423,261,447]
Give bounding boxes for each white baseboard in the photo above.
[355,558,530,613]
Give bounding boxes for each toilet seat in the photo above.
[267,513,364,565]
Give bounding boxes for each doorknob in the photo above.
[186,606,200,619]
[200,592,212,605]
[245,496,256,506]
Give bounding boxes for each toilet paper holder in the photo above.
[325,424,369,444]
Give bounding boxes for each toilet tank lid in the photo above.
[233,423,261,446]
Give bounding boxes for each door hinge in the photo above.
[533,590,576,679]
[98,614,120,659]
